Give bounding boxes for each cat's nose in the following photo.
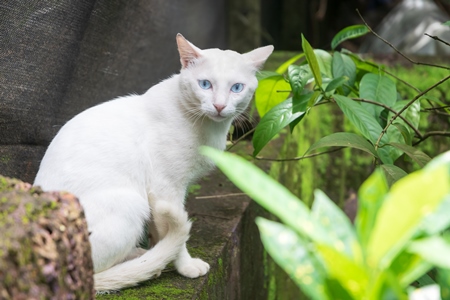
[213,104,225,113]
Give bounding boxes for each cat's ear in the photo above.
[243,45,274,70]
[176,33,202,68]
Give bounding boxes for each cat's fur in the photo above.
[34,34,273,292]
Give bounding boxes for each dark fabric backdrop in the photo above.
[0,0,227,182]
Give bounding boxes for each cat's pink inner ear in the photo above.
[176,33,202,68]
[243,45,274,70]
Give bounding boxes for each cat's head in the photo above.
[176,34,273,123]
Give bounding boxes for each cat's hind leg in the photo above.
[81,189,150,273]
[152,201,210,278]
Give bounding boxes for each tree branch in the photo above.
[357,9,450,71]
[351,97,423,139]
[413,131,450,146]
[425,33,450,47]
[374,75,450,150]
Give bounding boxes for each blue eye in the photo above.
[231,83,244,93]
[198,80,212,90]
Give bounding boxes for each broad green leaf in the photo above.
[331,25,369,50]
[380,164,408,187]
[438,268,450,300]
[305,132,378,158]
[255,75,291,117]
[388,143,431,168]
[392,123,412,145]
[325,76,348,93]
[314,49,333,79]
[288,65,312,97]
[253,95,309,156]
[420,197,450,235]
[444,21,450,27]
[289,92,312,132]
[315,244,368,299]
[256,218,329,300]
[312,190,361,259]
[389,250,432,287]
[359,73,397,124]
[302,34,322,87]
[343,51,383,75]
[355,169,388,250]
[334,95,393,164]
[408,236,450,269]
[276,53,306,74]
[256,70,280,81]
[332,52,356,95]
[201,147,328,243]
[367,163,450,269]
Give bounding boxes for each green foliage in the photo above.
[253,25,450,185]
[202,147,450,300]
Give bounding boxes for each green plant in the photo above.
[202,147,450,299]
[249,22,450,185]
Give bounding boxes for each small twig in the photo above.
[425,33,450,47]
[357,9,450,71]
[351,97,423,139]
[226,127,256,151]
[380,68,421,93]
[254,147,344,162]
[374,75,450,150]
[195,193,246,199]
[413,131,450,146]
[423,105,450,111]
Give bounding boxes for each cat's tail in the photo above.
[93,202,191,292]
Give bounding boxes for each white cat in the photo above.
[34,34,273,292]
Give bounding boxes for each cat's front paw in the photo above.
[176,258,210,278]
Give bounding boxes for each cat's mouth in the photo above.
[207,112,228,122]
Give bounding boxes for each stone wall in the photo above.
[0,0,226,182]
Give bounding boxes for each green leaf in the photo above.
[331,25,369,50]
[334,95,393,164]
[305,132,378,158]
[302,34,322,88]
[408,236,450,269]
[256,218,329,300]
[315,244,368,299]
[255,75,291,117]
[380,164,408,187]
[438,268,450,300]
[389,250,432,287]
[314,49,333,79]
[355,169,388,250]
[392,123,412,146]
[367,163,450,269]
[359,73,397,124]
[332,52,356,95]
[325,76,348,93]
[288,65,312,97]
[253,95,308,156]
[201,147,328,243]
[388,143,431,168]
[420,198,450,236]
[256,70,280,81]
[312,190,360,259]
[276,53,306,74]
[443,20,450,27]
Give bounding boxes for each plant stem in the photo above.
[254,147,344,162]
[374,75,450,150]
[351,98,423,139]
[413,131,450,146]
[424,33,450,47]
[357,9,450,71]
[226,127,256,151]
